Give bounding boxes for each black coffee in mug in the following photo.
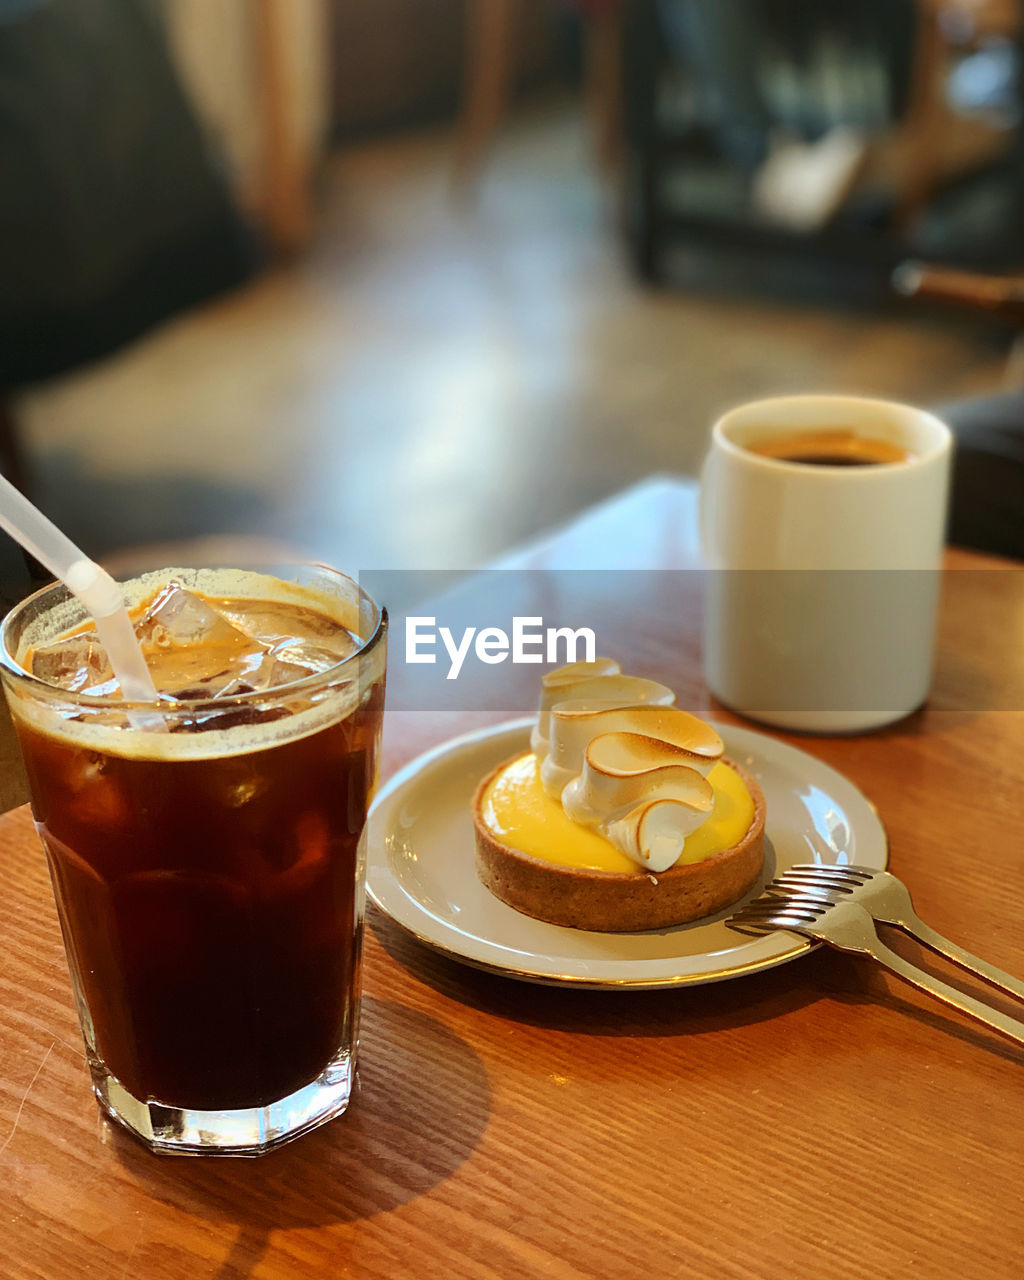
[747,429,912,467]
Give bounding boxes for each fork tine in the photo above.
[761,897,842,915]
[737,888,815,906]
[790,863,874,880]
[743,886,830,907]
[775,872,867,892]
[760,890,839,908]
[781,874,862,889]
[770,877,853,896]
[729,905,822,925]
[732,916,820,930]
[727,907,816,924]
[728,915,817,936]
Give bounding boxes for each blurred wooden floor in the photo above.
[15,105,1008,575]
[1,104,1011,812]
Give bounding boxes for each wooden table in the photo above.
[2,479,1021,1279]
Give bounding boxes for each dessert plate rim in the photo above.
[366,718,888,989]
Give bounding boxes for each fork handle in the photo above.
[896,914,1024,1003]
[870,937,1024,1049]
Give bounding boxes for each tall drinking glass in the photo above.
[0,563,386,1155]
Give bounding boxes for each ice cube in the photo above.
[135,582,252,652]
[268,636,358,671]
[31,631,119,696]
[212,652,316,698]
[162,672,248,700]
[261,655,319,688]
[132,585,359,701]
[213,636,355,698]
[134,582,276,699]
[217,602,353,649]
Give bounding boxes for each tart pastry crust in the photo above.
[473,754,765,932]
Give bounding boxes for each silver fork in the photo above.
[770,864,1024,1003]
[729,894,1024,1048]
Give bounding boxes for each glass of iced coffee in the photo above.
[0,562,386,1155]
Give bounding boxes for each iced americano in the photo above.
[0,565,386,1154]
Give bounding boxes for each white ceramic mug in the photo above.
[700,395,953,732]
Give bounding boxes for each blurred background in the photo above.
[3,0,1024,610]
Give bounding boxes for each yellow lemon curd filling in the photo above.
[481,752,754,874]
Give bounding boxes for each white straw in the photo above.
[0,474,161,709]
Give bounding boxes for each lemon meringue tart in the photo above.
[472,661,765,931]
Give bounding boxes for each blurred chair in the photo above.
[622,0,1024,283]
[0,0,252,604]
[874,0,1024,229]
[942,380,1024,560]
[163,0,331,259]
[454,0,623,182]
[0,0,252,449]
[896,261,1024,559]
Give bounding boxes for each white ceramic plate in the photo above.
[366,719,887,989]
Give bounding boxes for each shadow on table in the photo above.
[109,998,491,1269]
[818,938,1024,1067]
[371,906,825,1037]
[374,914,1023,1064]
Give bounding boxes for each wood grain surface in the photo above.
[1,481,1021,1280]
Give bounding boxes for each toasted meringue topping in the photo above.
[541,703,720,798]
[530,666,673,757]
[532,665,725,871]
[584,728,720,777]
[530,657,619,754]
[542,657,621,690]
[566,733,716,805]
[621,798,714,872]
